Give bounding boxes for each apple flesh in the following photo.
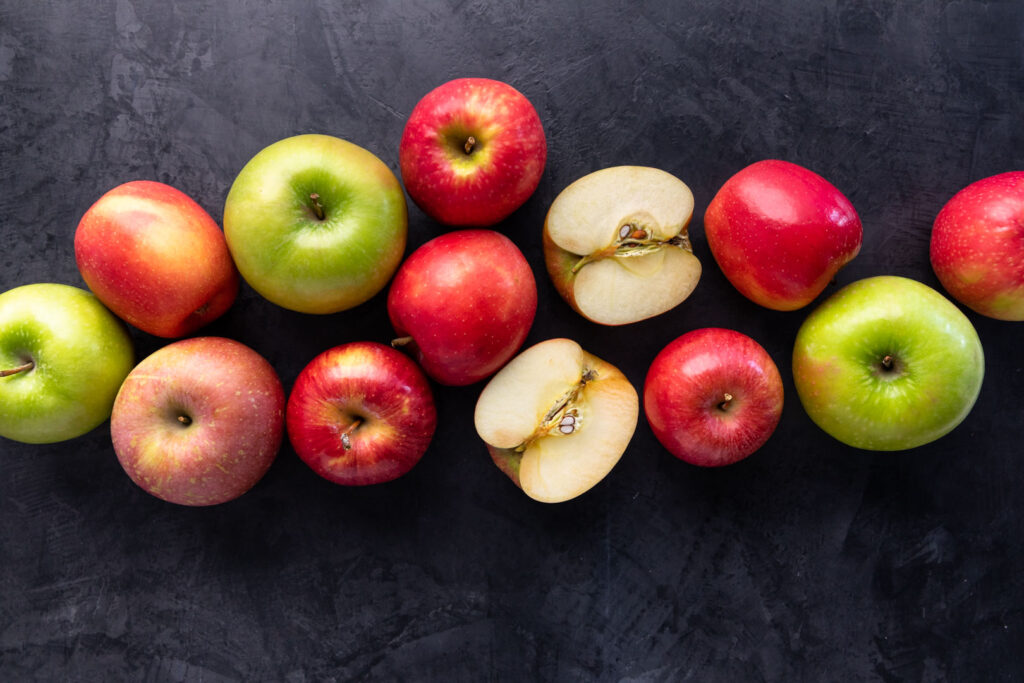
[930,170,1024,320]
[400,77,546,226]
[474,338,638,503]
[111,337,285,506]
[224,134,407,314]
[286,342,437,486]
[644,328,784,467]
[0,283,134,444]
[793,276,984,451]
[543,166,701,325]
[387,229,537,386]
[75,180,239,338]
[704,159,862,311]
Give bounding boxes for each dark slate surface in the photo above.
[2,1,1023,680]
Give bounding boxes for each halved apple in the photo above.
[544,166,701,325]
[474,338,639,503]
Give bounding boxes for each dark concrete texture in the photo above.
[2,0,1023,680]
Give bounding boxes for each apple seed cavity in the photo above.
[571,223,691,274]
[514,368,597,451]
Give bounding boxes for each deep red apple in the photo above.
[399,77,547,226]
[111,337,285,506]
[644,328,784,467]
[387,230,537,386]
[704,160,862,311]
[930,171,1024,320]
[75,180,239,337]
[286,342,437,486]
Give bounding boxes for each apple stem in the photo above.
[391,336,413,348]
[718,393,734,411]
[0,361,34,378]
[464,136,476,154]
[340,419,361,451]
[177,415,192,426]
[881,355,894,371]
[310,193,325,220]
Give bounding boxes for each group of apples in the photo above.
[1,77,1021,506]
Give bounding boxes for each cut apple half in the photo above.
[474,338,639,503]
[543,166,701,325]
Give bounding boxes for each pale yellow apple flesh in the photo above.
[474,338,639,503]
[544,166,701,325]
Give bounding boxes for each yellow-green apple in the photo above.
[704,160,862,311]
[110,337,284,506]
[0,283,133,444]
[399,77,546,226]
[223,134,407,314]
[387,229,536,386]
[793,276,984,451]
[644,328,783,467]
[930,171,1024,320]
[286,342,436,486]
[473,338,638,503]
[75,180,239,338]
[543,166,701,325]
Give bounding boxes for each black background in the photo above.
[2,1,1023,680]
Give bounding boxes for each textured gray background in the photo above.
[2,0,1023,680]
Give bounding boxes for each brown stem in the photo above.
[340,419,362,451]
[881,355,894,370]
[177,415,192,426]
[718,393,734,411]
[391,336,413,348]
[310,193,325,220]
[464,136,476,154]
[0,361,34,378]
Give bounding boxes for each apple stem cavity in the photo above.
[340,419,362,451]
[881,355,894,370]
[309,193,326,221]
[718,393,734,411]
[177,414,192,427]
[464,136,477,154]
[0,361,34,378]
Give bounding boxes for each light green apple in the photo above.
[793,275,984,451]
[0,283,134,444]
[223,134,408,314]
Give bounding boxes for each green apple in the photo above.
[0,283,134,444]
[223,134,408,314]
[793,275,984,451]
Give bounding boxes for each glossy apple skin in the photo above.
[399,77,547,226]
[286,342,437,486]
[644,328,783,467]
[111,337,285,506]
[224,134,407,314]
[930,171,1024,320]
[793,276,984,451]
[75,180,239,338]
[0,284,134,444]
[387,230,537,386]
[704,160,862,311]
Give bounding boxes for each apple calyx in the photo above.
[340,419,362,451]
[0,360,34,378]
[513,367,598,452]
[570,225,692,274]
[309,193,325,221]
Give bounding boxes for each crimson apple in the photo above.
[644,328,784,467]
[111,337,285,506]
[930,171,1024,320]
[286,342,437,486]
[399,77,547,226]
[704,160,862,311]
[387,229,537,386]
[75,180,239,338]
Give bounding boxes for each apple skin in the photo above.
[793,276,984,451]
[224,134,407,314]
[0,283,134,444]
[930,171,1024,320]
[387,229,537,386]
[399,77,547,226]
[704,160,862,311]
[644,328,784,467]
[286,342,437,486]
[75,180,239,338]
[110,337,285,506]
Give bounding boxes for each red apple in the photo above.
[75,180,239,337]
[704,160,862,311]
[387,229,537,386]
[930,171,1024,320]
[286,342,437,486]
[111,337,284,506]
[644,328,784,467]
[399,77,547,226]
